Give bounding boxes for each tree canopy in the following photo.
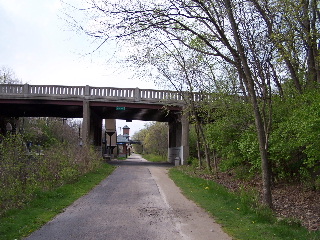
[66,0,320,208]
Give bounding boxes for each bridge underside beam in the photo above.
[0,100,83,118]
[0,99,181,122]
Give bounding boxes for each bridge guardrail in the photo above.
[0,84,200,104]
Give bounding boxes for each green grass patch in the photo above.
[0,163,115,240]
[169,167,320,240]
[142,154,167,162]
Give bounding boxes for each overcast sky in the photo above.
[0,0,155,135]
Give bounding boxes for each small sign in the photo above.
[116,106,126,110]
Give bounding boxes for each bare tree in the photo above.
[0,66,22,84]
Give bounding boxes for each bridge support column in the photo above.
[181,112,190,165]
[91,111,102,147]
[168,112,189,165]
[82,101,91,145]
[82,101,102,147]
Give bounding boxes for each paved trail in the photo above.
[25,154,231,240]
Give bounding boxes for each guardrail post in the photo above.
[134,88,140,101]
[23,84,29,96]
[85,85,90,97]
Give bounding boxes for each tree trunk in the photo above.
[191,100,211,171]
[194,124,203,168]
[225,0,273,208]
[302,0,319,87]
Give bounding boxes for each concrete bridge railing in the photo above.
[0,84,205,104]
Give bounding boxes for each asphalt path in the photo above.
[25,154,231,240]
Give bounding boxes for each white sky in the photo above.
[0,0,156,135]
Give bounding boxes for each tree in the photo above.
[251,0,320,92]
[128,36,215,170]
[0,67,22,135]
[66,0,320,208]
[133,122,168,158]
[0,66,21,84]
[132,128,147,154]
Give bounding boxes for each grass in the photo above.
[0,163,115,240]
[169,167,320,240]
[142,154,167,162]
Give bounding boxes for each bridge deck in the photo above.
[0,84,199,121]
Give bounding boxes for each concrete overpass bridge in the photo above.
[0,84,202,164]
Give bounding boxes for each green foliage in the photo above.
[200,89,320,186]
[189,35,206,50]
[204,95,259,176]
[133,122,168,158]
[237,127,261,174]
[188,125,199,159]
[0,131,103,217]
[142,154,167,162]
[0,134,36,213]
[132,128,147,154]
[22,118,78,148]
[170,168,320,240]
[0,163,115,240]
[270,90,320,185]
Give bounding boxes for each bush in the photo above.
[270,90,320,185]
[0,134,103,217]
[204,97,257,176]
[203,89,320,186]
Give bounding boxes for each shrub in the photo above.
[0,134,103,217]
[270,90,320,185]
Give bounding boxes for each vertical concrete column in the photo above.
[82,101,102,147]
[82,100,91,145]
[168,121,175,163]
[90,111,102,146]
[167,111,189,165]
[82,85,93,145]
[181,111,190,165]
[168,119,182,163]
[168,121,176,148]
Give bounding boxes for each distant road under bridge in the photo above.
[0,84,202,164]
